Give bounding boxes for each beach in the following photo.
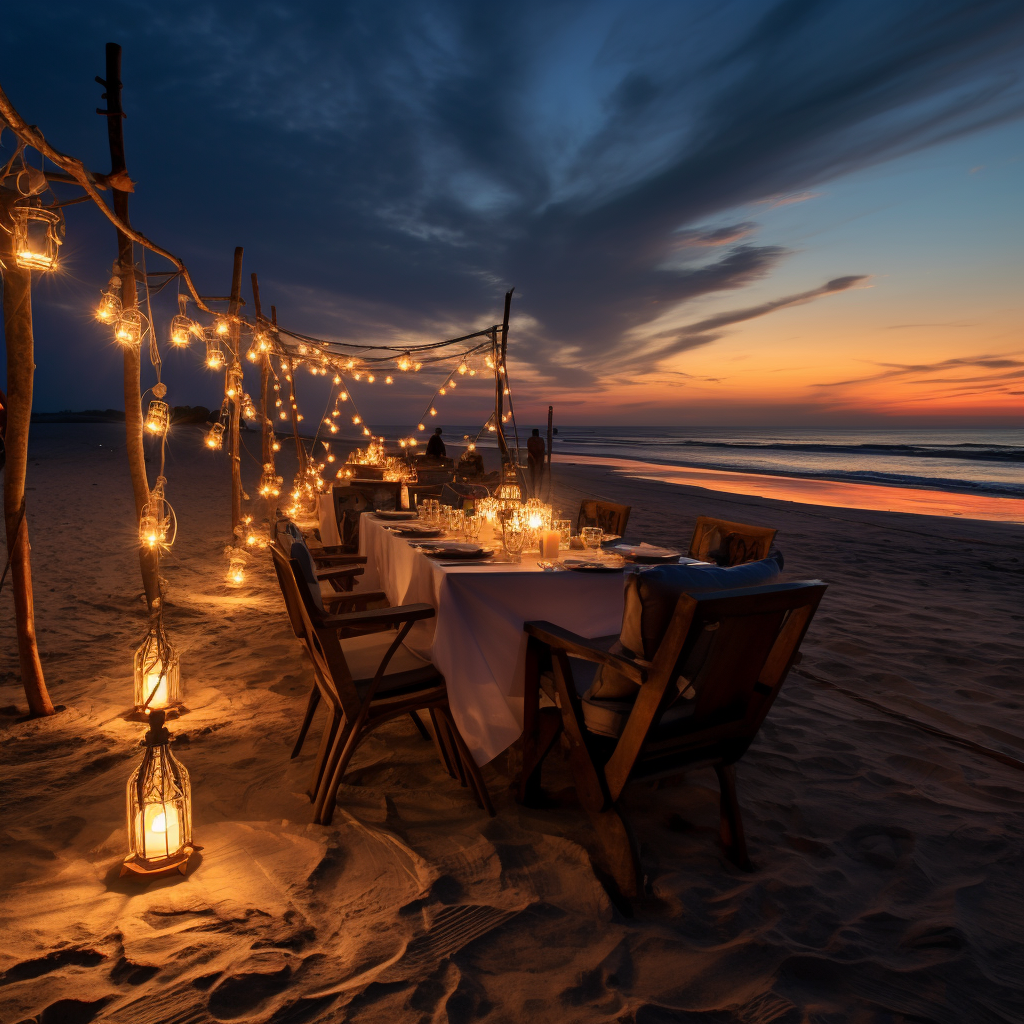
[2,423,1023,1023]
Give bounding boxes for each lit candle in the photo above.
[138,801,182,859]
[540,529,561,559]
[144,667,169,708]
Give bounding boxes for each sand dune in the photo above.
[2,424,1022,1023]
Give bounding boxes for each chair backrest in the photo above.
[273,517,305,555]
[688,516,777,566]
[440,481,490,507]
[269,543,309,639]
[577,500,631,537]
[332,485,369,551]
[602,581,826,797]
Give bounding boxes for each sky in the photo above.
[2,0,1023,429]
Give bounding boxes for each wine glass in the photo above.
[582,527,603,554]
[501,512,527,564]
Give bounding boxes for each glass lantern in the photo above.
[122,710,193,879]
[204,422,225,451]
[496,481,522,511]
[133,630,181,712]
[170,314,193,347]
[259,464,281,497]
[205,329,225,369]
[241,394,256,420]
[145,399,170,435]
[227,556,246,585]
[96,288,122,324]
[226,365,244,401]
[12,205,63,271]
[115,308,144,347]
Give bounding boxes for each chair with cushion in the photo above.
[577,500,631,538]
[688,516,777,566]
[522,566,824,898]
[281,550,494,824]
[274,517,368,593]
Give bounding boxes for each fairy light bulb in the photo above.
[414,362,422,371]
[333,374,341,385]
[468,443,476,451]
[439,388,447,396]
[458,363,467,375]
[352,415,361,425]
[362,427,370,436]
[215,318,229,336]
[367,374,375,383]
[417,423,425,431]
[385,376,393,384]
[429,407,438,417]
[339,391,348,401]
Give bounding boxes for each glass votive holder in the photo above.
[554,519,572,551]
[581,527,604,552]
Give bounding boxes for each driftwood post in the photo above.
[274,304,307,480]
[493,289,524,491]
[546,404,553,500]
[99,42,160,611]
[251,273,272,466]
[0,198,55,717]
[227,247,244,534]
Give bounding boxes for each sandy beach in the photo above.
[2,423,1023,1024]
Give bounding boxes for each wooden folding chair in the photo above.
[688,516,777,566]
[523,580,826,898]
[281,551,494,824]
[577,499,631,538]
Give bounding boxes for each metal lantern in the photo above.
[204,422,225,450]
[170,314,193,347]
[241,394,256,420]
[122,710,193,879]
[96,288,122,324]
[145,400,170,435]
[11,205,64,271]
[205,329,225,369]
[133,630,182,712]
[115,308,144,347]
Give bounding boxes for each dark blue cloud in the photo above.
[3,0,1023,413]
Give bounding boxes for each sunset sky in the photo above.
[3,0,1022,428]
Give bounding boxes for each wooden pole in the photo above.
[251,273,271,467]
[99,41,160,612]
[546,404,553,501]
[227,247,244,535]
[493,289,524,491]
[0,200,55,717]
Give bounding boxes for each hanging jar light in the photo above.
[204,422,226,450]
[226,364,244,401]
[122,710,194,879]
[215,316,230,336]
[11,204,64,271]
[170,314,193,347]
[241,394,256,420]
[115,308,144,347]
[145,383,170,435]
[205,328,225,369]
[96,271,122,324]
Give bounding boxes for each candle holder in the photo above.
[122,710,194,879]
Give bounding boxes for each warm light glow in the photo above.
[96,291,121,324]
[333,374,342,384]
[352,415,361,424]
[115,309,144,347]
[430,407,438,416]
[339,391,349,401]
[439,388,447,395]
[385,376,393,384]
[227,558,246,585]
[368,374,376,383]
[12,206,63,271]
[137,801,183,860]
[458,363,467,375]
[418,423,425,431]
[215,319,229,336]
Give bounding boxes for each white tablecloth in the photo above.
[359,515,625,765]
[318,494,343,547]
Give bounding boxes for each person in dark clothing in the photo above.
[426,427,446,458]
[527,428,545,492]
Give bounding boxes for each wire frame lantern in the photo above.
[241,394,256,420]
[226,364,244,401]
[11,205,64,271]
[133,629,181,712]
[96,288,122,325]
[170,314,193,347]
[204,421,226,451]
[122,710,194,879]
[205,329,225,369]
[138,478,174,551]
[258,464,281,498]
[115,308,144,347]
[145,400,170,435]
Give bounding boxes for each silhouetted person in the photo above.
[527,428,545,492]
[426,426,446,458]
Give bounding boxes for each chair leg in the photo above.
[409,711,432,741]
[291,686,320,759]
[715,764,753,871]
[308,707,341,803]
[516,706,562,806]
[439,709,495,817]
[433,710,467,785]
[586,804,642,899]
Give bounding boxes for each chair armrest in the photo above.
[525,620,647,685]
[320,603,436,630]
[323,590,388,607]
[315,565,365,581]
[310,549,367,563]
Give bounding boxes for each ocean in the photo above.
[460,426,1023,500]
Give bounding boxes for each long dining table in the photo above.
[358,513,625,766]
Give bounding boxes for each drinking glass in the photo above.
[464,514,481,542]
[553,519,572,551]
[582,527,603,553]
[501,513,527,563]
[449,508,465,536]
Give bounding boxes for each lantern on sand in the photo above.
[122,710,194,879]
[11,204,64,271]
[115,308,144,347]
[133,629,181,711]
[204,422,225,451]
[227,555,246,585]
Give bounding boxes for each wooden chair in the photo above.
[280,549,494,824]
[270,544,390,769]
[274,517,368,593]
[688,516,777,566]
[523,580,826,898]
[577,500,631,538]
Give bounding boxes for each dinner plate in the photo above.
[560,559,624,573]
[392,526,444,538]
[418,544,493,560]
[611,543,682,564]
[373,510,418,521]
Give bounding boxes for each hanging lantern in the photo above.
[259,463,281,498]
[133,630,182,711]
[205,330,225,369]
[226,364,244,401]
[204,422,225,450]
[122,710,194,879]
[242,394,256,420]
[11,205,64,271]
[170,314,193,347]
[145,400,170,435]
[96,288,122,325]
[215,317,230,336]
[115,308,144,347]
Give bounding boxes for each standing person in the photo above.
[527,428,545,493]
[426,426,446,459]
